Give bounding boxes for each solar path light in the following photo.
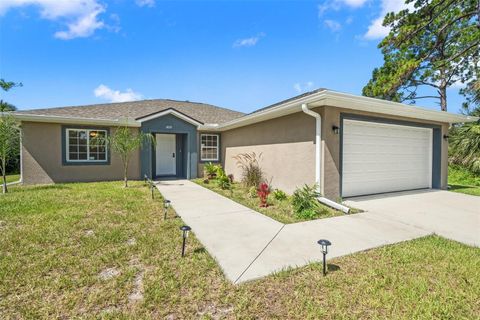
[163,199,171,220]
[180,225,191,257]
[317,239,332,276]
[150,181,155,199]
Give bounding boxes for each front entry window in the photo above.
[200,134,219,161]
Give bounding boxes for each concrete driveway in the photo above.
[157,181,479,284]
[344,189,480,247]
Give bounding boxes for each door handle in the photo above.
[172,153,175,158]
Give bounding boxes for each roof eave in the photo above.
[12,113,141,127]
[218,90,329,131]
[217,90,478,131]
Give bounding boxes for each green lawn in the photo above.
[1,182,479,319]
[5,174,20,184]
[192,178,344,223]
[448,165,480,196]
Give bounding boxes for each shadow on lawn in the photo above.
[194,247,207,254]
[448,184,478,191]
[18,184,72,192]
[327,264,341,273]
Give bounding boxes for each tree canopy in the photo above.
[363,0,479,111]
[0,79,22,112]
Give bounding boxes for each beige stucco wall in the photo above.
[221,112,316,194]
[221,106,449,199]
[320,106,449,199]
[21,121,141,184]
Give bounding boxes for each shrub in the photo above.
[215,167,231,190]
[295,208,318,220]
[204,162,218,179]
[233,152,264,188]
[272,189,287,201]
[248,186,258,198]
[257,182,271,207]
[291,184,320,218]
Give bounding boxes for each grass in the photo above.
[1,182,479,319]
[192,178,344,223]
[448,165,480,196]
[4,174,20,184]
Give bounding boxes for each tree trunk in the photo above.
[438,66,447,111]
[123,156,129,188]
[439,85,447,111]
[124,163,128,188]
[1,158,7,194]
[2,174,7,194]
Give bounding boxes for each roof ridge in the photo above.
[17,98,245,115]
[248,88,328,114]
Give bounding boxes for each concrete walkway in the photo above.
[155,180,283,283]
[156,181,479,284]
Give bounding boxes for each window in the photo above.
[66,129,107,162]
[200,134,219,161]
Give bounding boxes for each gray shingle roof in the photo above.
[249,88,327,115]
[17,99,245,125]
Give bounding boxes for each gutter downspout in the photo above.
[301,104,350,214]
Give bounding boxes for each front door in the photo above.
[155,134,176,176]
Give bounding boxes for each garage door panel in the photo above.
[342,119,432,197]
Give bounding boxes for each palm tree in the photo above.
[107,126,154,187]
[449,80,480,174]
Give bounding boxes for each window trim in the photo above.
[62,127,110,165]
[200,133,220,162]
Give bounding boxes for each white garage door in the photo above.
[342,119,433,197]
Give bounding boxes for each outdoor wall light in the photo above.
[332,125,340,135]
[443,134,449,141]
[317,239,332,276]
[180,225,192,257]
[163,199,171,220]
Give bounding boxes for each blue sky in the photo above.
[0,0,467,114]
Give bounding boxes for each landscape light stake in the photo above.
[144,174,148,185]
[151,182,155,200]
[180,225,191,257]
[163,199,171,220]
[317,239,332,276]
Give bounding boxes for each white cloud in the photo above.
[341,0,368,7]
[364,0,414,40]
[324,19,342,32]
[233,32,265,48]
[135,0,155,7]
[0,0,106,40]
[94,84,143,103]
[318,0,367,16]
[294,82,314,94]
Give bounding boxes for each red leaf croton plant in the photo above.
[257,182,270,208]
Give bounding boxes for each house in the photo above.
[13,89,477,200]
